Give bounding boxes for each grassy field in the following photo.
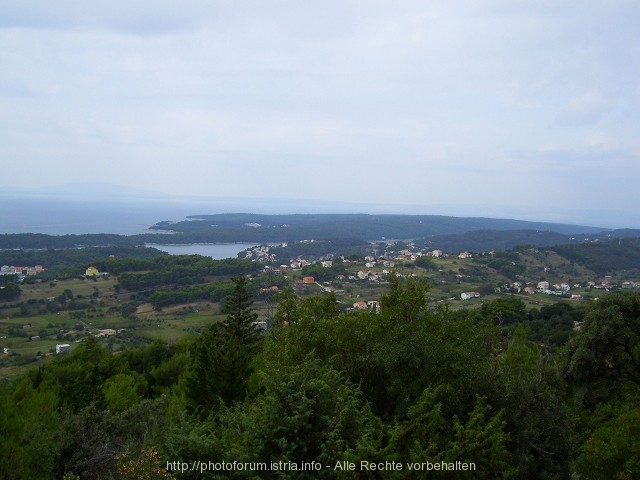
[19,275,119,300]
[0,274,230,377]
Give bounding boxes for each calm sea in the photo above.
[0,193,358,235]
[0,196,262,259]
[0,196,204,235]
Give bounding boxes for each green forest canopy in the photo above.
[1,275,640,479]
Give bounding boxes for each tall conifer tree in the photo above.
[221,275,260,348]
[186,275,261,416]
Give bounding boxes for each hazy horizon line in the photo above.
[0,182,634,230]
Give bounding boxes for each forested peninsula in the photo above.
[0,213,625,251]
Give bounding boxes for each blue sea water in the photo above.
[0,196,206,235]
[0,195,265,259]
[0,193,370,235]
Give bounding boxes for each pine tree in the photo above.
[186,275,261,416]
[221,275,260,348]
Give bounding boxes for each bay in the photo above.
[146,243,258,260]
[2,194,261,259]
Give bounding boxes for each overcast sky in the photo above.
[1,1,639,227]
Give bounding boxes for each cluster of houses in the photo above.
[245,241,476,270]
[536,281,571,295]
[250,243,482,307]
[495,277,640,300]
[243,245,280,262]
[0,264,112,280]
[248,242,640,308]
[1,264,45,281]
[352,300,381,312]
[95,328,117,338]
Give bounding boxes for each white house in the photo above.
[55,344,71,354]
[537,281,550,291]
[461,292,480,300]
[367,300,381,312]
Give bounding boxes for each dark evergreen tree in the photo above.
[220,275,260,346]
[186,275,261,416]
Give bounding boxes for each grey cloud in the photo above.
[1,0,639,227]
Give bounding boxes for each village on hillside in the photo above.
[241,241,640,312]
